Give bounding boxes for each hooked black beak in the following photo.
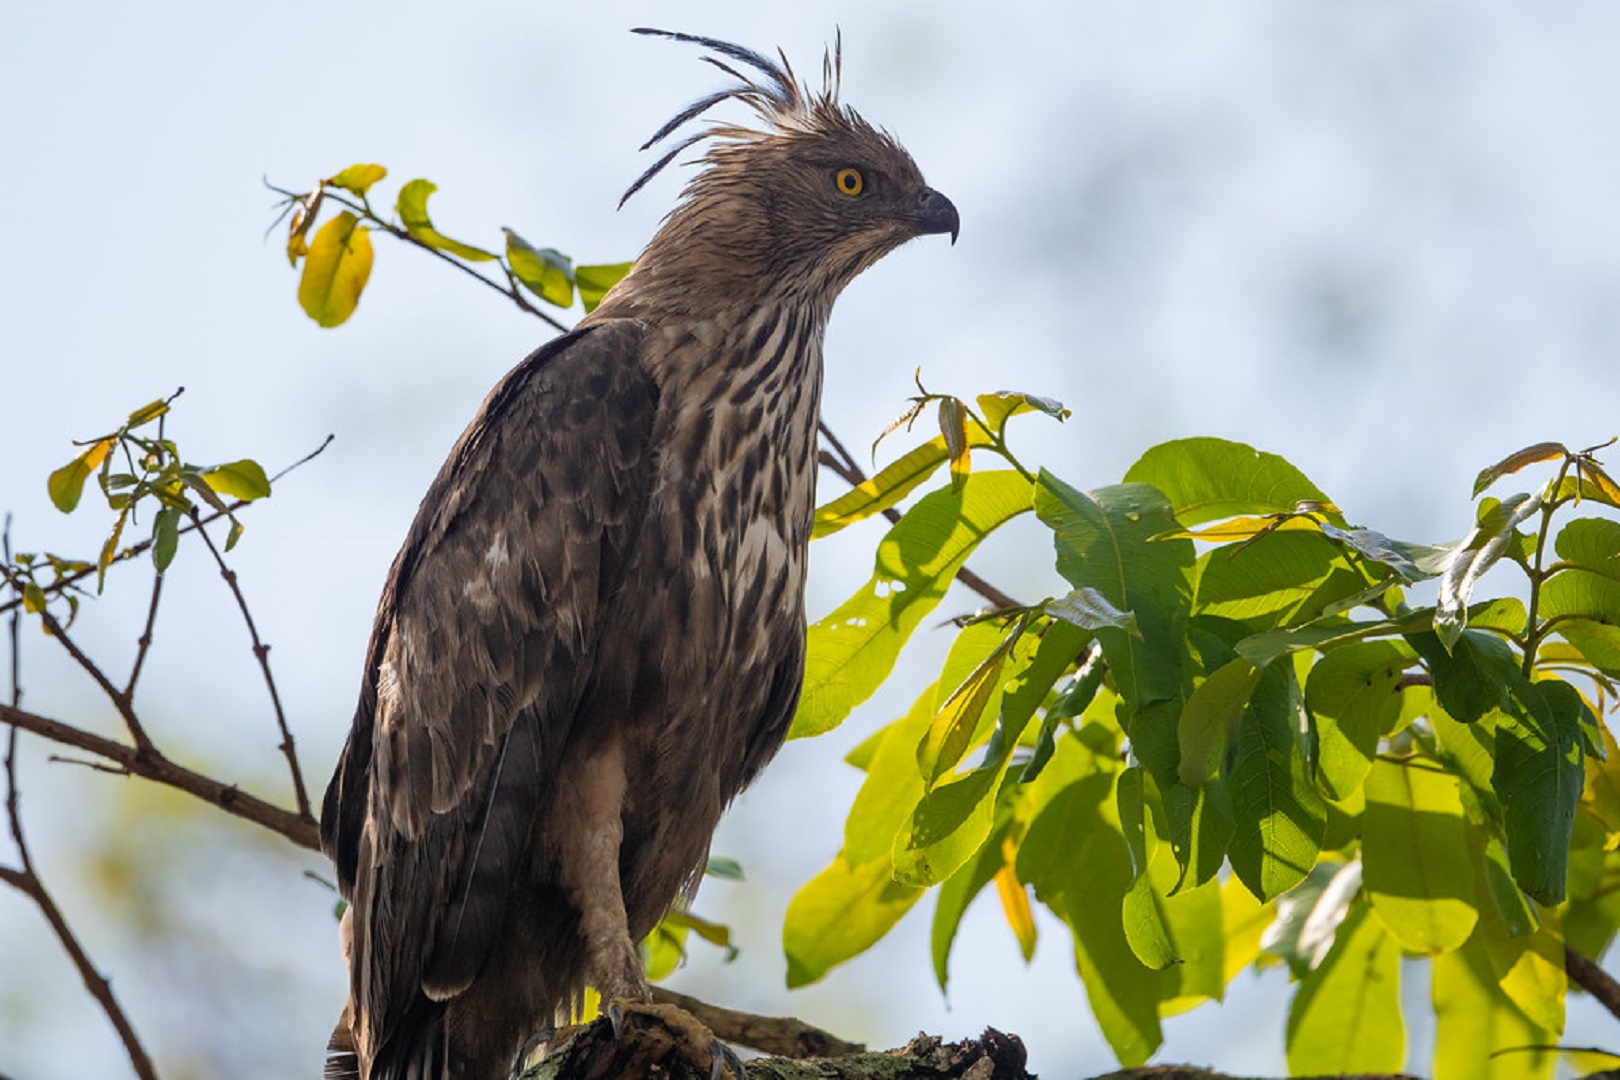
[915,188,960,245]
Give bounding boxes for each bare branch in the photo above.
[1566,944,1620,1024]
[37,609,154,753]
[0,702,318,851]
[189,513,312,819]
[5,699,158,1080]
[124,572,164,699]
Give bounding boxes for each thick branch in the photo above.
[0,702,319,851]
[529,1025,1031,1080]
[650,987,864,1059]
[1566,944,1620,1022]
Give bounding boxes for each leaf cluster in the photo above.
[783,414,1620,1078]
[278,164,632,328]
[12,393,271,622]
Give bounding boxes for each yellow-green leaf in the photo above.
[298,211,374,328]
[201,459,271,502]
[48,437,115,513]
[503,228,574,307]
[22,582,46,614]
[1433,935,1555,1080]
[327,163,387,197]
[791,470,1033,739]
[576,262,633,313]
[396,179,496,261]
[1362,759,1478,953]
[782,852,922,988]
[1285,902,1405,1075]
[125,399,170,427]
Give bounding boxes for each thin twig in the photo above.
[0,702,318,851]
[124,572,164,699]
[5,702,157,1075]
[188,514,311,818]
[0,432,337,617]
[37,609,153,753]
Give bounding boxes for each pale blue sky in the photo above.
[4,2,1620,1077]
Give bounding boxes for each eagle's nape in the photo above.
[322,28,957,1080]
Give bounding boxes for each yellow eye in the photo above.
[835,168,864,196]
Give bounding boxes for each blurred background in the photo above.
[3,1,1619,1076]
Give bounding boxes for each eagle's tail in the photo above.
[326,995,451,1080]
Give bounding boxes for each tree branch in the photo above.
[0,702,318,851]
[1566,944,1620,1023]
[37,609,154,753]
[5,690,157,1080]
[123,571,164,699]
[189,513,312,819]
[650,987,864,1060]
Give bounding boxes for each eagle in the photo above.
[321,29,958,1080]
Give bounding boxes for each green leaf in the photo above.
[1194,530,1343,629]
[791,470,1033,738]
[96,507,128,592]
[1118,768,1177,969]
[1162,778,1233,891]
[893,770,999,887]
[843,688,935,866]
[48,438,115,513]
[201,459,271,502]
[1409,628,1519,725]
[1435,494,1541,648]
[1361,759,1477,953]
[1305,641,1414,799]
[930,824,1008,990]
[704,856,744,882]
[575,262,633,313]
[1554,516,1620,577]
[1432,936,1556,1080]
[1285,902,1405,1075]
[22,582,46,614]
[1015,748,1163,1065]
[1316,520,1452,581]
[1177,658,1262,786]
[326,163,388,197]
[1227,661,1327,901]
[396,179,497,261]
[916,630,1014,783]
[503,228,574,307]
[225,517,244,552]
[298,210,374,327]
[1494,680,1584,904]
[151,506,181,573]
[782,852,922,988]
[1124,436,1337,527]
[1035,474,1194,779]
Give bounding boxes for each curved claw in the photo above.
[607,1001,627,1040]
[710,1037,747,1080]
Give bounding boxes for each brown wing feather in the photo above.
[320,318,659,1063]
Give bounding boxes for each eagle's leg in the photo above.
[556,740,741,1077]
[556,738,651,1006]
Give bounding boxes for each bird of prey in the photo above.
[321,28,959,1080]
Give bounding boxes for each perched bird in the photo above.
[321,28,958,1080]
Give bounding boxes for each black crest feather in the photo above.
[621,28,847,208]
